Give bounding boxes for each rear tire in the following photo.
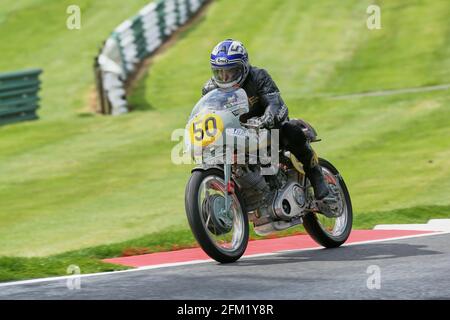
[185,169,249,263]
[303,158,353,248]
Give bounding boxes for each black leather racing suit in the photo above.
[202,66,320,173]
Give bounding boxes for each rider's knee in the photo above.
[281,120,308,147]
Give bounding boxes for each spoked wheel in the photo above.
[185,169,249,263]
[303,158,353,248]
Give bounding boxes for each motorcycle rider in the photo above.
[202,39,331,200]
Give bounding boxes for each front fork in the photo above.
[222,163,234,217]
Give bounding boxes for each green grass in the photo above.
[0,0,450,281]
[0,0,152,119]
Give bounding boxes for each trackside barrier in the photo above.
[0,69,42,126]
[95,0,207,115]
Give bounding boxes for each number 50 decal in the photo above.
[189,113,224,147]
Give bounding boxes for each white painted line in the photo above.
[341,231,448,247]
[428,219,450,227]
[278,231,448,253]
[0,259,214,288]
[0,230,447,288]
[374,224,436,231]
[374,219,450,232]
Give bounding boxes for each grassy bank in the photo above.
[0,0,449,281]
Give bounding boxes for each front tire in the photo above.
[185,169,249,263]
[303,158,353,248]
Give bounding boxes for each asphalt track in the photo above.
[1,232,449,300]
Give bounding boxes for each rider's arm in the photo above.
[202,78,218,96]
[255,69,288,127]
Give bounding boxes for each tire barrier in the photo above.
[94,0,208,115]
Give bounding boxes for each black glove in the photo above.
[257,110,275,129]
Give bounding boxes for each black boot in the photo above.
[296,142,330,200]
[305,165,330,200]
[280,121,331,200]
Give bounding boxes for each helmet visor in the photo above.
[212,65,243,86]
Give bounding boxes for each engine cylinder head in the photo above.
[235,166,270,211]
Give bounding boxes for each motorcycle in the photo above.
[184,88,352,263]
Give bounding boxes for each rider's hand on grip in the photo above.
[257,110,275,129]
[244,117,264,129]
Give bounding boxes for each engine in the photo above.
[272,179,306,219]
[234,165,272,212]
[234,164,307,236]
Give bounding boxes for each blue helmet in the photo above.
[210,39,250,89]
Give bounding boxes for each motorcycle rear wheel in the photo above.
[303,158,353,248]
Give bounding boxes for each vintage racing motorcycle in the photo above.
[184,88,352,263]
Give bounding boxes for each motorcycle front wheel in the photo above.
[185,168,249,263]
[303,158,353,248]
